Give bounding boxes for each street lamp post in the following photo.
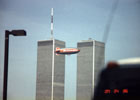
[3,30,26,100]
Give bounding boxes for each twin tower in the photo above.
[36,39,105,100]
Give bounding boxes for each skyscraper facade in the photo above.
[76,39,105,100]
[36,39,65,100]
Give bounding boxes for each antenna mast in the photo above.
[51,8,54,39]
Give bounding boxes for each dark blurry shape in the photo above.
[10,30,26,36]
[102,0,119,43]
[107,62,119,69]
[3,30,26,100]
[93,58,140,100]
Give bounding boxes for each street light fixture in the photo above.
[3,30,27,100]
[10,30,26,36]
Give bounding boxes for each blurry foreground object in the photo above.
[93,57,140,100]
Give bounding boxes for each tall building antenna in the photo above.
[51,8,54,39]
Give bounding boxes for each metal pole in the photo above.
[51,38,55,100]
[3,30,10,100]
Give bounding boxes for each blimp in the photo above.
[55,47,80,55]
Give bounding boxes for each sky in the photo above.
[0,0,140,100]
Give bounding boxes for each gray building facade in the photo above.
[36,39,65,100]
[76,40,105,100]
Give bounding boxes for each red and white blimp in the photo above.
[55,47,80,55]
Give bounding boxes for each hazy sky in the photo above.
[0,0,140,100]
